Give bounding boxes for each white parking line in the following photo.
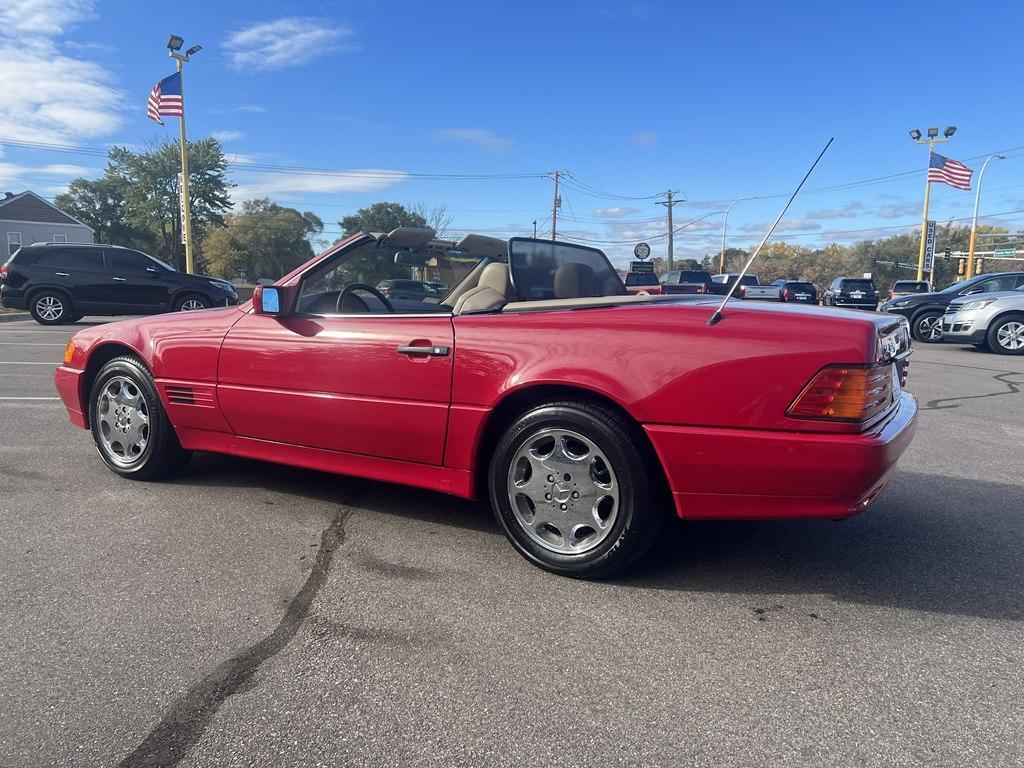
[0,342,65,346]
[0,396,61,401]
[0,361,57,365]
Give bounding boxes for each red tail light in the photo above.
[0,264,8,280]
[738,286,746,298]
[698,284,707,294]
[788,365,895,422]
[782,288,790,300]
[380,287,392,296]
[887,290,893,300]
[815,291,820,303]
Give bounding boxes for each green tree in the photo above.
[204,199,324,282]
[338,202,428,238]
[106,139,233,270]
[54,177,155,251]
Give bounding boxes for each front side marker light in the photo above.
[63,340,76,365]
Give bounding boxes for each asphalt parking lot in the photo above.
[1,316,1022,768]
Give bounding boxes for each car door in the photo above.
[217,238,455,466]
[38,247,107,310]
[100,249,167,312]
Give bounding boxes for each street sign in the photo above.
[633,242,651,260]
[994,248,1016,256]
[178,172,187,244]
[924,220,936,271]
[630,260,655,273]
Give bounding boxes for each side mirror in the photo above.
[253,284,283,316]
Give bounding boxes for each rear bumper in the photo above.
[831,301,878,310]
[644,392,917,520]
[55,365,87,428]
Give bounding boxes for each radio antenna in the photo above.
[708,137,835,326]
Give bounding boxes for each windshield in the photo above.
[148,255,176,271]
[841,279,875,292]
[508,239,626,300]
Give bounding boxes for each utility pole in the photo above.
[656,190,684,271]
[532,220,537,238]
[550,171,561,240]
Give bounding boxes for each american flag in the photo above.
[146,72,183,125]
[927,152,973,191]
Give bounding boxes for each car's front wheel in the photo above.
[987,313,1024,355]
[912,311,944,343]
[488,401,663,579]
[174,293,210,312]
[89,356,191,479]
[29,290,71,325]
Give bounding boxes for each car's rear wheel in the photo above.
[89,356,191,480]
[488,401,663,579]
[174,293,210,312]
[912,311,944,343]
[29,290,71,325]
[987,313,1024,355]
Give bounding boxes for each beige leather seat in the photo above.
[453,263,512,314]
[553,262,596,298]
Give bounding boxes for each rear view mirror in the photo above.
[253,284,282,316]
[394,251,427,267]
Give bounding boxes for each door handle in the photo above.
[396,344,450,357]
[112,277,127,282]
[55,272,70,277]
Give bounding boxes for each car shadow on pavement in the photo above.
[633,470,1024,622]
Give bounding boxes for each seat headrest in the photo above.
[553,262,595,298]
[478,262,510,296]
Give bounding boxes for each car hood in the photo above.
[947,290,1024,307]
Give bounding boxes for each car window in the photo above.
[36,248,104,270]
[787,282,816,293]
[841,279,875,291]
[973,276,1018,293]
[108,249,151,272]
[679,271,711,283]
[624,272,660,286]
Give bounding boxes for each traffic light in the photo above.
[944,248,951,259]
[957,258,966,276]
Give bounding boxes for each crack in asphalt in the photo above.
[920,370,1023,411]
[117,504,355,768]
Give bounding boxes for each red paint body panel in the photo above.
[55,286,917,523]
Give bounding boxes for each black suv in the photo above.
[822,277,879,311]
[0,243,238,325]
[880,271,1024,343]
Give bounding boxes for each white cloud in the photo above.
[877,202,920,220]
[224,18,355,71]
[211,130,245,142]
[806,201,864,219]
[593,207,641,218]
[230,169,409,202]
[739,218,822,234]
[434,128,514,153]
[0,1,122,144]
[0,0,93,35]
[629,130,657,147]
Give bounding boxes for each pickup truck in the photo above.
[711,273,781,301]
[659,269,727,295]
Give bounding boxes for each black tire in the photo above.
[88,356,191,480]
[911,310,944,343]
[986,313,1024,356]
[67,311,85,323]
[29,289,72,325]
[173,293,211,312]
[488,400,664,579]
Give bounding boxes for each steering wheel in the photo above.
[336,283,395,314]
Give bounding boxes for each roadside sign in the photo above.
[994,248,1016,256]
[924,220,936,271]
[633,242,651,260]
[178,172,187,244]
[630,260,655,273]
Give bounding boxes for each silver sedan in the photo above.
[942,287,1024,354]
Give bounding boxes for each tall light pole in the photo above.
[966,153,1004,280]
[720,196,754,273]
[167,35,202,274]
[909,125,956,283]
[656,190,685,271]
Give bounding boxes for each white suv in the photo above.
[943,286,1024,354]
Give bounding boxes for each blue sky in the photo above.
[2,0,1023,265]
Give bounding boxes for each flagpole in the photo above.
[909,128,954,284]
[166,35,202,274]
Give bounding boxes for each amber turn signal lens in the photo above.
[788,365,894,422]
[63,340,76,365]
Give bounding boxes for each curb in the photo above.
[0,313,30,323]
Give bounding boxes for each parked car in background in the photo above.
[0,242,238,325]
[659,269,720,295]
[712,273,778,300]
[771,279,819,304]
[881,271,1024,343]
[941,285,1024,354]
[822,277,879,311]
[55,230,917,578]
[376,278,430,301]
[624,270,664,295]
[887,280,930,301]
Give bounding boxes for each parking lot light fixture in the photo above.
[720,196,756,273]
[186,44,203,56]
[165,36,202,274]
[167,34,184,51]
[966,154,1005,280]
[909,125,956,282]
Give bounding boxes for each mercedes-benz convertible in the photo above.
[56,229,917,577]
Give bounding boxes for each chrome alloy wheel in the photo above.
[918,315,943,341]
[35,295,64,321]
[997,320,1024,351]
[180,298,206,311]
[506,428,619,555]
[96,376,150,468]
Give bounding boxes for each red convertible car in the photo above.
[55,230,917,578]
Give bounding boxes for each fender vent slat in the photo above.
[166,386,196,405]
